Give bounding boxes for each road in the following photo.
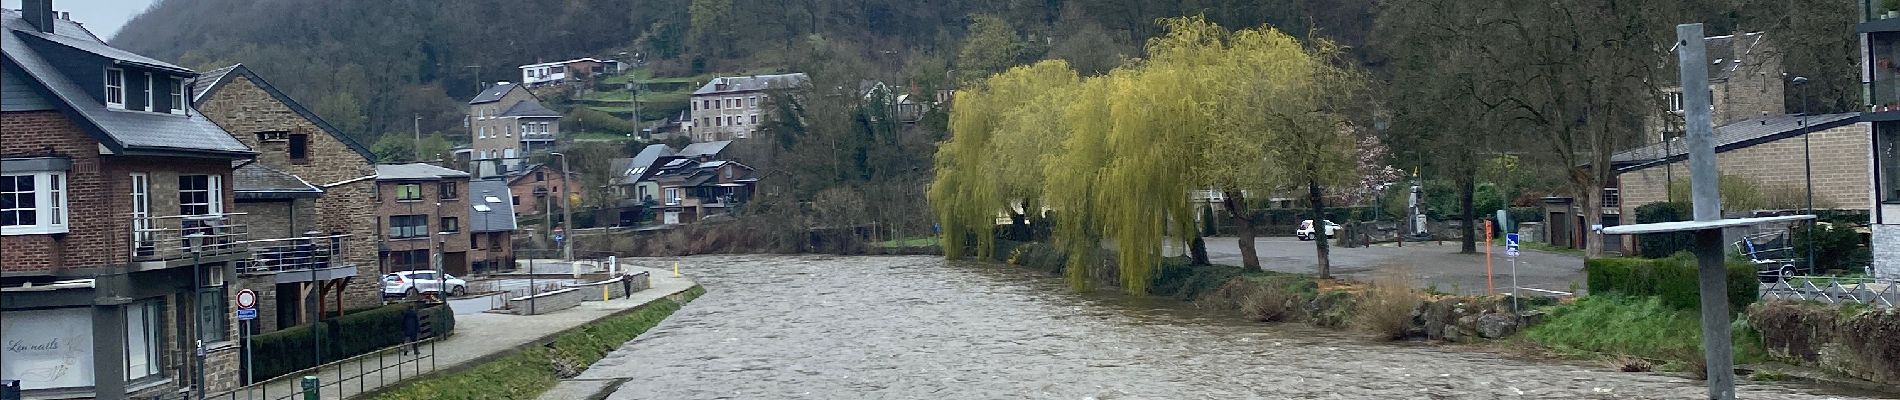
[1203,236,1587,296]
[566,255,1869,399]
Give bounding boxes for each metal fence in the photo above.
[1759,276,1899,308]
[202,338,436,400]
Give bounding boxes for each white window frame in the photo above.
[664,187,682,205]
[503,148,517,159]
[1,172,69,235]
[105,68,125,109]
[126,299,162,380]
[130,173,150,254]
[170,78,186,115]
[144,72,155,112]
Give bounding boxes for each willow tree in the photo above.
[1045,74,1121,289]
[930,60,1079,259]
[987,61,1081,239]
[930,86,1000,260]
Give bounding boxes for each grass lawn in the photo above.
[873,237,939,248]
[1521,294,1764,373]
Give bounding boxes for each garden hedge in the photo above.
[247,303,455,382]
[1585,255,1756,312]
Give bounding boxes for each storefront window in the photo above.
[127,300,162,380]
[1,307,95,390]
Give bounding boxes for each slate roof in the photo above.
[618,143,679,184]
[1611,112,1860,172]
[469,82,520,104]
[375,163,471,180]
[1,9,252,157]
[692,73,809,95]
[1665,32,1768,84]
[468,179,517,232]
[679,140,731,158]
[498,99,560,117]
[189,63,376,161]
[233,161,322,198]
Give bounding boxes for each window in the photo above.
[126,300,162,381]
[144,72,155,112]
[391,249,429,271]
[2,172,68,235]
[130,173,151,255]
[106,68,125,109]
[396,183,423,201]
[512,195,520,206]
[440,217,460,233]
[1667,92,1684,112]
[288,133,309,162]
[749,96,758,108]
[1881,122,1900,203]
[504,148,517,159]
[390,215,428,239]
[1600,188,1622,209]
[536,171,545,182]
[751,115,758,124]
[665,187,682,205]
[439,181,459,200]
[178,175,221,216]
[198,270,228,343]
[171,79,186,115]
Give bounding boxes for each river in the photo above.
[575,255,1881,399]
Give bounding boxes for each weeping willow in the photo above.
[933,16,1361,294]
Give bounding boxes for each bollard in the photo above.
[300,376,318,400]
[673,261,681,278]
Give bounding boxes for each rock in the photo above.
[1477,313,1519,339]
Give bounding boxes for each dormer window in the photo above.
[171,79,186,115]
[105,68,125,109]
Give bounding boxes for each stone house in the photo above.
[1861,11,1900,280]
[1,2,253,396]
[189,63,382,333]
[374,164,474,276]
[1648,32,1786,142]
[688,73,807,142]
[467,82,560,173]
[1607,113,1868,255]
[505,163,585,217]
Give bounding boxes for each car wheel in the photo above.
[451,285,467,297]
[405,287,420,298]
[1778,265,1797,282]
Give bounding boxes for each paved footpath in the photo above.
[214,264,698,400]
[1203,236,1588,296]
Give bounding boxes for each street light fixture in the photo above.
[185,232,210,400]
[548,152,574,262]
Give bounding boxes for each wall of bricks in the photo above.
[233,198,315,239]
[1618,122,1871,219]
[470,86,545,158]
[197,75,384,309]
[375,178,473,274]
[507,166,585,216]
[2,111,235,275]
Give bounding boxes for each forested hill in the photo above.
[110,0,1379,144]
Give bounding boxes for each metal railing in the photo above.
[520,132,556,141]
[236,234,352,275]
[203,338,436,400]
[131,213,248,261]
[1760,276,1899,308]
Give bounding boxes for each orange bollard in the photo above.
[1485,220,1494,296]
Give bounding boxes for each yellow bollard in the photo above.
[603,285,611,301]
[672,261,681,278]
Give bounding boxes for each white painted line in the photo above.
[1519,287,1574,296]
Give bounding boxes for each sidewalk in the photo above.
[221,264,698,400]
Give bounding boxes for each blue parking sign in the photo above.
[1505,233,1520,257]
[236,308,257,321]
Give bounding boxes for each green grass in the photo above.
[569,131,637,141]
[1520,240,1585,257]
[373,286,706,400]
[1523,295,1765,371]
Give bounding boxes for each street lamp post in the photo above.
[186,232,209,400]
[1794,76,1815,275]
[550,152,574,261]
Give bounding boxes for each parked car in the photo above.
[1296,220,1341,241]
[382,271,468,298]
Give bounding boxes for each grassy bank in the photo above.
[372,286,707,400]
[1522,295,1765,375]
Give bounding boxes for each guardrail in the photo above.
[131,213,248,261]
[203,338,435,400]
[1760,276,1898,308]
[236,234,351,275]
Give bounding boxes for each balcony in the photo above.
[521,132,557,142]
[1865,0,1900,31]
[131,213,250,266]
[236,234,354,276]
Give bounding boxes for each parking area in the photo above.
[1203,236,1589,296]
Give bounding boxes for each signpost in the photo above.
[1505,233,1520,314]
[236,289,257,394]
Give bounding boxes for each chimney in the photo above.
[22,0,54,33]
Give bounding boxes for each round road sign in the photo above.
[236,289,258,309]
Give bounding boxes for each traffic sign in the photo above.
[236,289,258,309]
[236,308,257,321]
[1505,233,1520,257]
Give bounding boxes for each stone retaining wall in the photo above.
[508,288,585,315]
[563,272,652,301]
[1746,301,1900,385]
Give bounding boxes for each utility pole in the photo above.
[1794,76,1816,275]
[413,114,423,162]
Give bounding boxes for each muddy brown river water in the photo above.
[577,255,1884,399]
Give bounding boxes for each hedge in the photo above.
[1633,202,1694,258]
[248,303,454,382]
[1585,255,1756,312]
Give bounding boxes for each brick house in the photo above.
[1862,9,1900,279]
[1,2,254,397]
[504,163,585,217]
[688,73,806,142]
[467,178,516,273]
[1607,113,1869,255]
[189,63,381,333]
[467,82,559,173]
[374,164,474,277]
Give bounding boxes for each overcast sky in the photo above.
[4,0,158,40]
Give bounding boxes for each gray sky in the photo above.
[4,0,158,40]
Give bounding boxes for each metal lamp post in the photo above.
[1794,76,1816,275]
[550,152,574,261]
[185,232,210,400]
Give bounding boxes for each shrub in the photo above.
[1633,202,1693,258]
[1354,267,1422,340]
[1789,222,1871,274]
[1585,254,1756,312]
[249,303,455,381]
